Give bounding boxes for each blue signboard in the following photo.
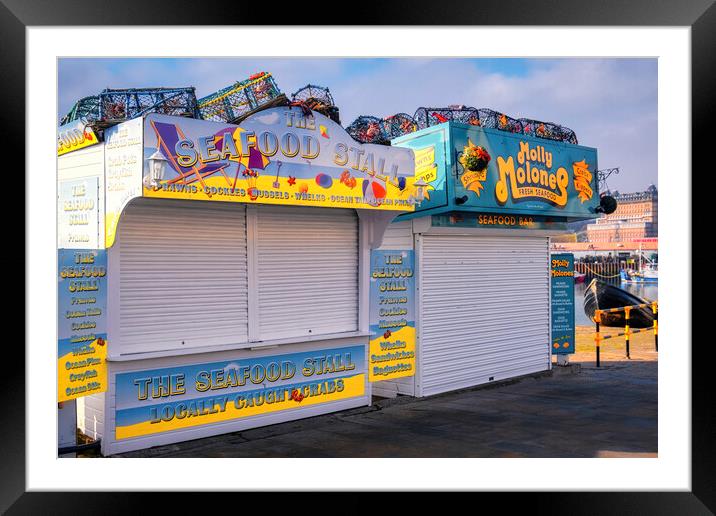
[393,123,599,220]
[551,253,575,355]
[58,249,108,401]
[114,344,366,440]
[452,126,598,218]
[368,250,416,381]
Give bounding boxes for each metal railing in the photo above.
[593,301,658,367]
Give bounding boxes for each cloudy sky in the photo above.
[58,58,657,193]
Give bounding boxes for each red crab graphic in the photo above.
[291,389,305,403]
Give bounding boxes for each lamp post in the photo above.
[146,149,169,189]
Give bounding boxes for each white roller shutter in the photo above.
[117,199,248,354]
[419,234,550,396]
[254,205,358,341]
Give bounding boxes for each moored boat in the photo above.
[620,246,658,284]
[574,271,586,284]
[583,278,655,328]
[620,265,658,284]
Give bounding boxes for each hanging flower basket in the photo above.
[460,141,491,171]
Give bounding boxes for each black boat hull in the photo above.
[583,279,655,328]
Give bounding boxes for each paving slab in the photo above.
[112,328,657,458]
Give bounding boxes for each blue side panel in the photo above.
[392,125,449,212]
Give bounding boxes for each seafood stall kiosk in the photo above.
[58,106,418,455]
[371,121,601,398]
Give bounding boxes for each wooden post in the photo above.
[595,310,602,368]
[624,306,631,359]
[652,301,658,352]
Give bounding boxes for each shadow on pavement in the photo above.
[114,358,657,458]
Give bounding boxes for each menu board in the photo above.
[58,249,108,401]
[368,250,416,381]
[104,118,143,248]
[550,253,575,355]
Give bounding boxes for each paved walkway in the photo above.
[116,329,657,458]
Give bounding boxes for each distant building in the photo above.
[586,185,658,243]
[551,233,577,243]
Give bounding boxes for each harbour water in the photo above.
[574,280,658,326]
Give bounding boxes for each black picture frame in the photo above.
[6,0,710,512]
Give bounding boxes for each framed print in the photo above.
[7,0,712,512]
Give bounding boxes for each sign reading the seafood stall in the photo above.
[141,109,416,211]
[58,249,108,401]
[550,253,575,355]
[113,345,366,440]
[368,250,416,381]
